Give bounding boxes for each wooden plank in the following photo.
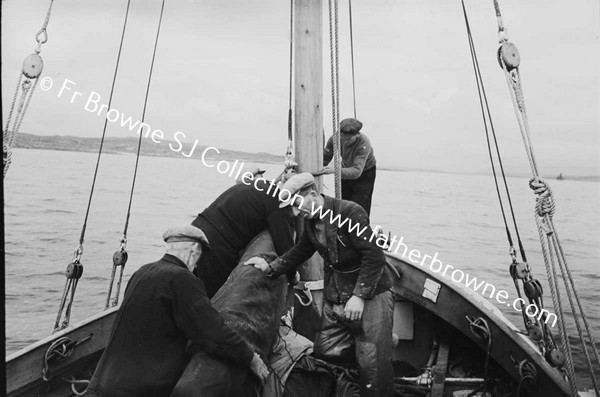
[6,308,118,396]
[431,342,450,397]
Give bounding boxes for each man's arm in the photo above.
[266,207,295,256]
[340,139,369,180]
[344,206,386,299]
[323,136,333,165]
[270,228,316,277]
[172,275,255,366]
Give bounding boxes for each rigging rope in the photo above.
[284,0,295,171]
[53,0,133,329]
[327,0,342,198]
[460,0,555,351]
[3,0,54,178]
[108,0,167,309]
[348,0,357,118]
[492,0,599,394]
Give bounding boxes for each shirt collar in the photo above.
[161,253,188,269]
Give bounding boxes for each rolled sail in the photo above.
[170,231,288,397]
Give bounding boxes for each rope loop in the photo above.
[294,289,313,307]
[35,28,49,45]
[42,337,74,381]
[529,177,556,218]
[466,315,491,341]
[62,377,90,396]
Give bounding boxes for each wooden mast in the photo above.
[292,0,324,340]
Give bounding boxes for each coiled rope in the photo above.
[492,1,599,395]
[327,0,342,199]
[516,359,538,397]
[3,0,54,178]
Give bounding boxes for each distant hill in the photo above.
[12,133,599,182]
[13,133,284,164]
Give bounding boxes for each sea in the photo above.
[4,148,599,389]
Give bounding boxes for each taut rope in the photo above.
[492,0,599,394]
[327,0,342,198]
[54,0,133,331]
[3,0,55,178]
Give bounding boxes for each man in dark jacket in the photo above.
[192,173,295,297]
[86,225,268,397]
[245,173,394,397]
[321,118,377,215]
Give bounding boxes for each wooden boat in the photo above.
[4,1,597,396]
[6,251,579,396]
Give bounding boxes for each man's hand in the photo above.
[244,257,271,274]
[344,295,365,321]
[318,165,334,175]
[249,352,270,382]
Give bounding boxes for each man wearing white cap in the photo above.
[245,173,394,397]
[87,225,268,397]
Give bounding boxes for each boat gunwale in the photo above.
[384,250,571,396]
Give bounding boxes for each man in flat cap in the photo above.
[321,117,377,215]
[245,173,394,397]
[87,225,269,397]
[192,170,295,298]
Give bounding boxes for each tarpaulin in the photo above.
[170,231,288,397]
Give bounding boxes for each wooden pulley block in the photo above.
[113,250,129,267]
[526,324,543,341]
[65,262,84,279]
[509,262,528,279]
[524,279,543,300]
[545,348,565,367]
[22,53,44,79]
[497,42,520,70]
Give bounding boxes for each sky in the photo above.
[2,0,599,176]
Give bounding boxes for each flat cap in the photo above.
[278,172,315,208]
[340,118,363,134]
[163,225,211,251]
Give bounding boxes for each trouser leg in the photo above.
[342,179,355,203]
[313,300,355,367]
[355,290,394,397]
[348,166,376,216]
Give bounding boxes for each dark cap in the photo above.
[340,118,363,134]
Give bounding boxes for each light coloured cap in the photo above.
[340,118,363,134]
[278,172,315,208]
[235,164,266,184]
[163,225,211,251]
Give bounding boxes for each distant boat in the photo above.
[557,173,565,180]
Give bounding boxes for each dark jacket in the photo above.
[87,254,254,397]
[192,180,294,261]
[324,133,376,180]
[191,181,295,297]
[270,196,391,303]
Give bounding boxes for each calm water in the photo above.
[4,148,599,388]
